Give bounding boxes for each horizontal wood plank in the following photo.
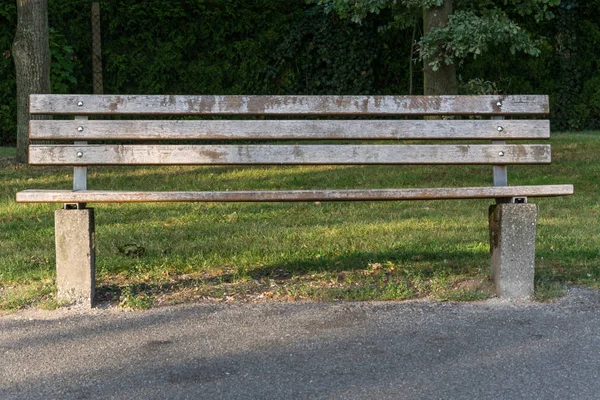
[29,119,550,141]
[29,95,549,116]
[16,185,574,203]
[28,144,551,165]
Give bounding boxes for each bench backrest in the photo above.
[28,94,551,191]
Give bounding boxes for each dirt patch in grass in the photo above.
[91,264,495,310]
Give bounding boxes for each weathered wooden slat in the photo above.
[15,185,574,203]
[29,119,550,141]
[28,144,551,165]
[29,95,549,116]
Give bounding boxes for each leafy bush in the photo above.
[0,2,16,145]
[0,0,599,145]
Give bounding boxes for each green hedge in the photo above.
[0,1,598,145]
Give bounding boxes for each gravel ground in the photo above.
[1,287,600,399]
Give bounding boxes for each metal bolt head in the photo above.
[497,126,504,132]
[496,101,503,107]
[77,101,84,107]
[76,151,83,158]
[498,151,505,157]
[77,126,84,132]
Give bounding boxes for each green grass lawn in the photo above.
[1,133,599,310]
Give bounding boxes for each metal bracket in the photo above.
[64,203,87,210]
[495,197,528,204]
[492,116,508,188]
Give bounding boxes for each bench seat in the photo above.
[17,185,574,203]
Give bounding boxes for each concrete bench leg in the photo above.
[55,209,95,307]
[489,203,537,300]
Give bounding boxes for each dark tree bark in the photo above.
[423,0,457,95]
[12,0,51,163]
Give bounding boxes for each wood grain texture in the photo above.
[29,119,550,141]
[29,95,549,116]
[16,185,574,203]
[28,144,551,165]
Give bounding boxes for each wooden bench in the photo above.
[17,94,573,307]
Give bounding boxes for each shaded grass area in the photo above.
[0,147,16,159]
[1,133,598,309]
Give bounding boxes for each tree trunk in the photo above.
[12,0,51,163]
[423,0,457,95]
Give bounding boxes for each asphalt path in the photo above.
[1,287,600,399]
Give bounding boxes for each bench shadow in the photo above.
[95,247,489,304]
